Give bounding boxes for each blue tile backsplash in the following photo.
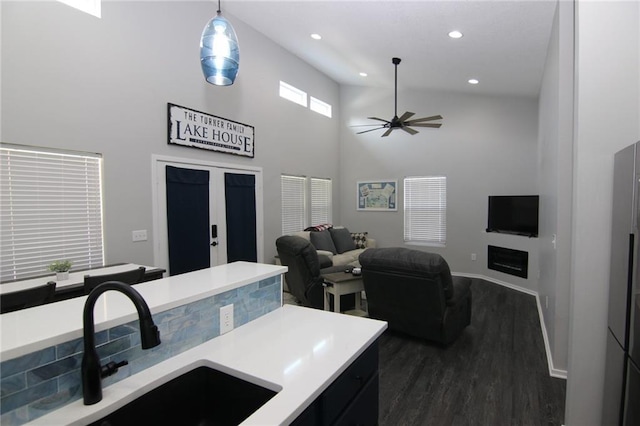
[0,275,282,425]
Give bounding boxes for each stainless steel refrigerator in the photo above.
[603,141,640,426]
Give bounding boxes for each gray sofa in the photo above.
[289,226,376,267]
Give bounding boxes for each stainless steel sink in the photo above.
[89,366,278,426]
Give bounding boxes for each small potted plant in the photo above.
[49,260,72,281]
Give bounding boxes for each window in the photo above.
[310,97,332,118]
[279,81,307,107]
[281,175,332,234]
[278,82,333,117]
[57,0,101,18]
[310,177,332,225]
[0,145,104,282]
[404,176,447,246]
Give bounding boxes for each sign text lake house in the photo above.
[168,103,255,158]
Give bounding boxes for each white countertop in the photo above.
[28,304,388,426]
[0,262,287,361]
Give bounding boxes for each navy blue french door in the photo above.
[224,173,257,262]
[166,166,211,276]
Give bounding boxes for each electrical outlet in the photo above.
[132,230,147,242]
[471,253,477,261]
[220,304,234,334]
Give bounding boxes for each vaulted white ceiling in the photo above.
[223,0,557,98]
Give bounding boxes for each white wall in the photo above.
[339,85,540,291]
[566,1,640,424]
[0,1,3,139]
[0,1,340,267]
[537,0,573,374]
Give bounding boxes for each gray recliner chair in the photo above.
[359,247,472,345]
[276,235,355,310]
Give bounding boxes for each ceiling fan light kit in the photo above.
[355,57,443,137]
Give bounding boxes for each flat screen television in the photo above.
[487,195,539,237]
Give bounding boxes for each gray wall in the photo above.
[566,1,640,424]
[537,1,574,374]
[0,1,340,267]
[339,85,540,291]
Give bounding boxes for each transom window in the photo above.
[279,81,307,107]
[279,81,333,117]
[57,0,101,18]
[310,97,332,118]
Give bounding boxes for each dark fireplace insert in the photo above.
[487,245,528,279]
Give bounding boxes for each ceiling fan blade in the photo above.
[410,123,442,128]
[351,124,388,127]
[405,115,443,124]
[402,126,419,135]
[381,128,394,137]
[367,117,391,123]
[356,127,386,134]
[398,111,415,122]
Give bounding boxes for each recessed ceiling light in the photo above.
[448,30,463,39]
[310,33,322,40]
[468,79,479,85]
[359,72,368,77]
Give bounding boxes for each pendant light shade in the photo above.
[200,3,239,86]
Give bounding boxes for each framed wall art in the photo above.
[357,180,397,211]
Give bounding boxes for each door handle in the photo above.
[211,225,218,246]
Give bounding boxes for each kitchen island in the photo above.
[1,262,387,425]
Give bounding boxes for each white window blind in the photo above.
[281,175,307,235]
[404,176,447,246]
[310,177,332,225]
[0,146,104,282]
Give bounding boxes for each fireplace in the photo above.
[487,245,529,279]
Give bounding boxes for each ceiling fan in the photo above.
[355,57,443,137]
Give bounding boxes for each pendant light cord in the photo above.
[217,0,221,14]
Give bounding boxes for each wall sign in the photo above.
[357,180,397,211]
[168,103,255,158]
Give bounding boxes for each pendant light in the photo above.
[200,0,239,86]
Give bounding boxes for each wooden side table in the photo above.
[322,271,367,316]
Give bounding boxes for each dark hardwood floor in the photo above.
[377,279,566,426]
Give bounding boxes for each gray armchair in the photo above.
[276,235,326,309]
[359,248,472,345]
[276,235,355,310]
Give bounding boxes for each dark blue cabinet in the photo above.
[292,339,379,426]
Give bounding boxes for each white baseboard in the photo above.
[452,272,568,380]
